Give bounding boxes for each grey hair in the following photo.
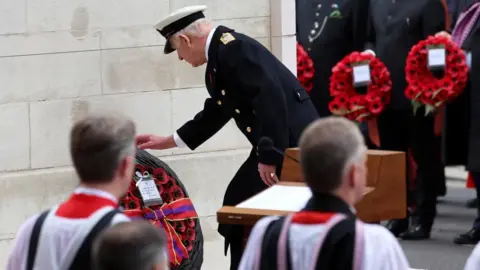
[170,18,212,43]
[92,221,168,270]
[299,116,366,193]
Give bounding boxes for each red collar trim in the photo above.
[55,193,118,219]
[291,211,337,224]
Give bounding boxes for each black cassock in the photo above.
[365,0,446,225]
[175,25,318,268]
[295,0,370,117]
[444,0,480,172]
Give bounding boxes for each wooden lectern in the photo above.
[217,149,406,245]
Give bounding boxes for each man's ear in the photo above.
[178,34,191,47]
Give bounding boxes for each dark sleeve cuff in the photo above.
[258,147,283,166]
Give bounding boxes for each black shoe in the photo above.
[466,198,478,209]
[454,228,480,245]
[386,218,409,237]
[400,224,431,240]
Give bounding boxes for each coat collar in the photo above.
[302,193,356,218]
[207,25,235,66]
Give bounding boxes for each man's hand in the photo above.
[135,134,177,150]
[435,31,451,39]
[258,163,279,186]
[362,49,376,57]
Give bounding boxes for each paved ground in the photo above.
[202,177,478,270]
[400,180,477,270]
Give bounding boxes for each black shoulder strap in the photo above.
[26,210,51,270]
[259,217,293,270]
[69,209,121,270]
[315,218,356,270]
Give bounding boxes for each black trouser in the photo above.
[377,108,444,225]
[218,149,270,270]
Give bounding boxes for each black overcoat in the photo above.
[365,0,447,111]
[296,0,370,117]
[443,1,480,170]
[175,26,319,239]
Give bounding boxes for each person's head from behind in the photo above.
[299,117,368,205]
[70,113,136,198]
[92,220,169,270]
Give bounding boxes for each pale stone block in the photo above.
[270,0,296,37]
[102,46,205,94]
[0,51,101,104]
[271,35,297,76]
[169,0,269,20]
[203,238,230,269]
[171,87,250,155]
[0,0,26,35]
[163,149,250,217]
[0,168,78,237]
[27,0,169,32]
[0,31,101,57]
[0,103,30,172]
[257,37,271,50]
[215,17,270,38]
[100,25,165,50]
[0,238,14,269]
[199,216,222,242]
[30,91,173,169]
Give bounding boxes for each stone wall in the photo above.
[0,0,296,267]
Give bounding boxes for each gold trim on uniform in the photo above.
[220,33,236,45]
[217,100,222,105]
[235,109,240,114]
[246,127,252,133]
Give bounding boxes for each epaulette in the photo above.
[220,32,236,45]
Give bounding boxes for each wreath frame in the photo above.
[120,149,204,270]
[328,51,392,122]
[404,35,468,115]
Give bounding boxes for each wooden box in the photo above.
[217,149,406,225]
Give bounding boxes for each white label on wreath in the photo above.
[136,171,163,206]
[427,48,446,69]
[353,64,371,86]
[467,51,472,70]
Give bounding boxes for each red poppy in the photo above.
[405,35,468,114]
[328,51,391,122]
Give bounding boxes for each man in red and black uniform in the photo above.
[6,113,136,270]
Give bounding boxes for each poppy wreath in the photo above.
[405,35,468,115]
[328,51,392,122]
[296,43,314,93]
[121,149,203,270]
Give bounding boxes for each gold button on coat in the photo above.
[217,100,222,105]
[221,90,226,96]
[235,109,240,114]
[246,127,252,133]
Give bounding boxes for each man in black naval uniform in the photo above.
[135,5,319,269]
[295,0,370,117]
[364,0,447,240]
